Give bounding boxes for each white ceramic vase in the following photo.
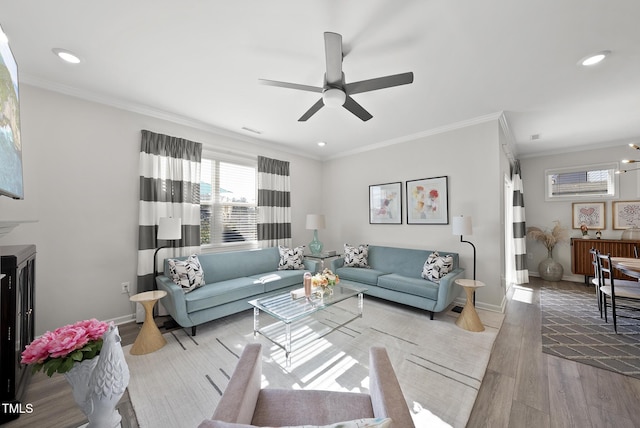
[64,325,130,428]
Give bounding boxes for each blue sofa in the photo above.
[156,247,319,335]
[329,245,465,319]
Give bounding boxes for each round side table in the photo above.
[129,290,168,355]
[454,279,486,332]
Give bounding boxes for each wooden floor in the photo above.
[468,277,640,428]
[5,277,640,427]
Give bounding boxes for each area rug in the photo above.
[124,298,503,428]
[541,286,640,378]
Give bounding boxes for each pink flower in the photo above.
[21,318,111,376]
[73,319,110,341]
[20,333,53,364]
[47,326,90,358]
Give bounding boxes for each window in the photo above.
[200,155,257,247]
[545,163,618,201]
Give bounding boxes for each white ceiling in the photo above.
[2,0,639,160]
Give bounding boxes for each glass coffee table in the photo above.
[249,283,366,366]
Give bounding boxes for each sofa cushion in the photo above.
[278,245,306,270]
[377,273,440,300]
[198,418,391,428]
[335,267,387,286]
[252,389,376,426]
[167,255,205,292]
[421,251,454,283]
[184,278,263,313]
[344,244,369,267]
[249,269,306,293]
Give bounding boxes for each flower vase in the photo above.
[65,357,100,417]
[538,249,564,282]
[64,325,130,428]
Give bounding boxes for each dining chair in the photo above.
[597,253,640,333]
[590,248,604,317]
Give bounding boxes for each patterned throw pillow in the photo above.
[422,251,454,283]
[344,243,370,268]
[278,245,306,270]
[168,255,205,293]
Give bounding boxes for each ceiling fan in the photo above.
[259,32,414,122]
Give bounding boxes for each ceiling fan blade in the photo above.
[324,32,343,85]
[298,98,325,122]
[259,79,323,93]
[343,96,373,121]
[345,72,414,95]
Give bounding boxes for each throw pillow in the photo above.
[197,417,392,428]
[421,251,454,283]
[343,244,369,268]
[278,245,306,270]
[168,255,205,292]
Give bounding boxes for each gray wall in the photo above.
[520,144,637,282]
[0,85,323,335]
[0,84,517,334]
[320,119,510,311]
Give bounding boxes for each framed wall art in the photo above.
[369,182,402,224]
[612,200,640,229]
[406,176,449,224]
[572,202,605,229]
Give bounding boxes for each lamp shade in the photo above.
[306,214,326,230]
[452,215,472,236]
[158,217,182,240]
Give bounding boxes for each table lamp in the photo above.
[306,214,326,255]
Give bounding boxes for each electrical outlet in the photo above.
[121,282,130,294]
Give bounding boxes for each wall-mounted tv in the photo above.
[0,26,23,200]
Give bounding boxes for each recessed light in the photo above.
[579,50,610,67]
[52,48,81,64]
[317,141,327,147]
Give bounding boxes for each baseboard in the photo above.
[105,313,136,326]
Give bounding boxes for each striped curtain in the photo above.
[257,156,291,248]
[512,160,529,284]
[137,130,202,293]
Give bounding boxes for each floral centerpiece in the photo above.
[311,268,340,296]
[21,318,110,376]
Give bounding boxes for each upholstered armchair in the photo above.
[198,343,415,427]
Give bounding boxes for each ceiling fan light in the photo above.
[322,88,346,108]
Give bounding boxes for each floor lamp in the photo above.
[153,217,182,279]
[452,215,477,304]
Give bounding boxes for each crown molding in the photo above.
[20,74,323,161]
[325,111,504,161]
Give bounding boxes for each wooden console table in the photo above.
[571,238,640,283]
